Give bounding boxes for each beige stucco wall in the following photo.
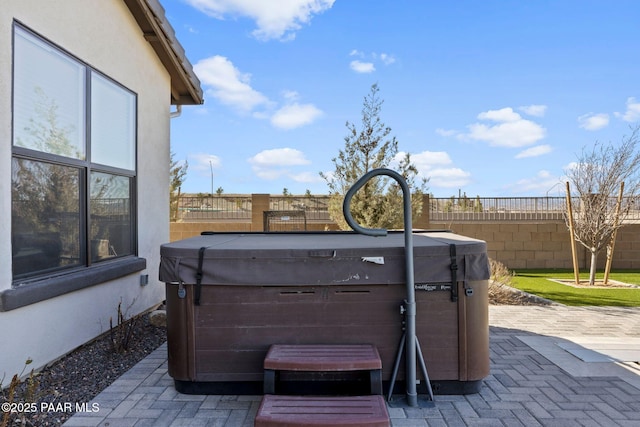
[1,1,171,377]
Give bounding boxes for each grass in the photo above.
[511,269,640,307]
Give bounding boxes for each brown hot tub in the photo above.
[159,231,490,395]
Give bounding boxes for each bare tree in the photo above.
[564,126,640,285]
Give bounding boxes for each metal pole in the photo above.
[209,161,214,196]
[343,168,419,407]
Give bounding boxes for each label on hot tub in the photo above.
[415,283,452,292]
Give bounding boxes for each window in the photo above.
[11,24,137,280]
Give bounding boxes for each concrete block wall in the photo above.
[169,193,640,271]
[430,221,640,270]
[169,220,337,241]
[169,221,253,241]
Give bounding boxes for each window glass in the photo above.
[12,158,82,277]
[13,27,85,159]
[91,73,136,170]
[90,172,132,262]
[11,25,137,281]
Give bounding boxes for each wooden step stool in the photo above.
[263,344,383,395]
[255,395,390,427]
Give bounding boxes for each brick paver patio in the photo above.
[64,305,640,426]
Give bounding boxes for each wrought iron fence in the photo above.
[430,197,566,221]
[430,196,640,222]
[175,195,331,221]
[268,196,331,221]
[175,194,640,222]
[177,195,252,220]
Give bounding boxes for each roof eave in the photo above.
[123,0,203,105]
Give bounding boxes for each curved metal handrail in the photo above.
[342,168,429,406]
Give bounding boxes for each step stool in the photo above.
[263,344,382,395]
[255,395,390,427]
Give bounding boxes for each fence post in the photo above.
[414,194,430,229]
[252,194,270,231]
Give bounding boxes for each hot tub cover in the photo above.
[159,231,489,287]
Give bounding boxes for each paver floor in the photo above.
[64,305,640,426]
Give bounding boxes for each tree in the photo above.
[474,195,483,213]
[169,153,188,222]
[320,83,427,230]
[564,126,640,285]
[12,91,80,272]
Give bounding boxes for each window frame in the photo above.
[8,22,143,300]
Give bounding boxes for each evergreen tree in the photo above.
[320,83,427,230]
[169,152,188,221]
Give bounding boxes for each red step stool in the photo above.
[263,344,383,395]
[255,394,390,427]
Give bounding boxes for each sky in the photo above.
[162,0,640,197]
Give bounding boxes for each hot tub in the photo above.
[159,230,490,395]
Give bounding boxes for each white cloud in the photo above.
[407,151,453,167]
[504,170,560,195]
[465,107,546,147]
[190,153,222,174]
[615,97,640,122]
[428,168,472,188]
[248,148,312,180]
[578,113,609,131]
[349,51,396,73]
[249,148,310,167]
[281,90,300,101]
[397,151,471,188]
[519,104,547,117]
[194,55,269,113]
[184,0,335,41]
[477,107,522,122]
[195,57,321,129]
[378,53,396,65]
[515,144,552,159]
[350,60,375,73]
[271,103,323,129]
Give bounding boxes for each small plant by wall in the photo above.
[0,359,39,427]
[109,299,138,353]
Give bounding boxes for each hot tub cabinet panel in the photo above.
[160,231,490,395]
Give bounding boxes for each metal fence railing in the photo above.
[177,195,252,221]
[174,195,640,223]
[176,195,331,221]
[430,196,640,222]
[429,197,567,221]
[268,196,331,221]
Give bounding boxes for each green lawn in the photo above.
[511,269,640,307]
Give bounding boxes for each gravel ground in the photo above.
[1,312,166,426]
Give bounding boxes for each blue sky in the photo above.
[163,0,640,197]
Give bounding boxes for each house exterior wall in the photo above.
[1,1,170,377]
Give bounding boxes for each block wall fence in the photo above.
[169,194,640,270]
